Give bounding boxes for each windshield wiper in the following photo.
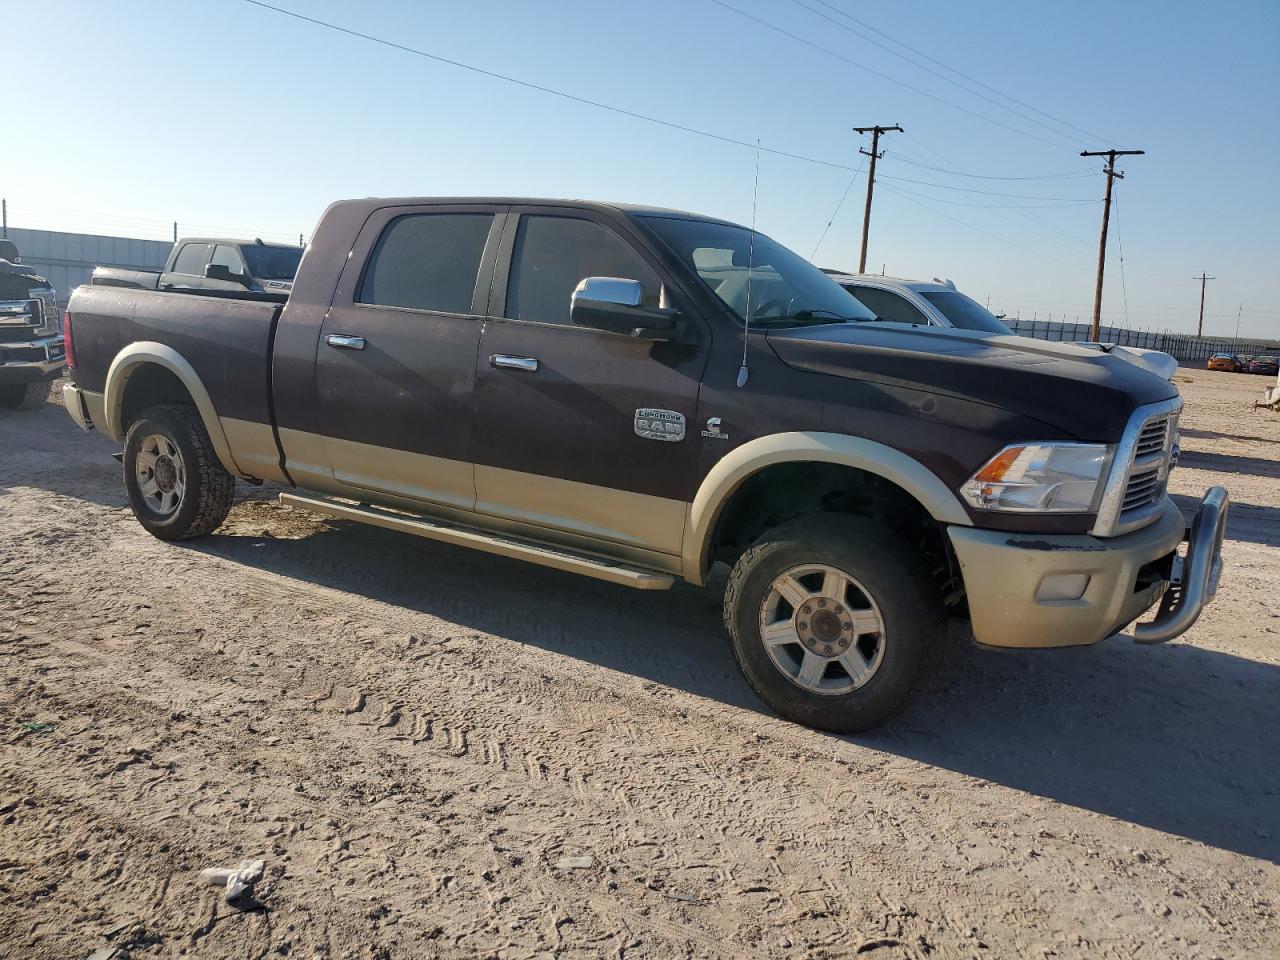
[754,309,856,327]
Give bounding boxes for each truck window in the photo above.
[171,243,212,276]
[919,291,1012,334]
[211,244,248,277]
[505,216,659,326]
[358,213,494,314]
[242,245,302,281]
[846,286,930,325]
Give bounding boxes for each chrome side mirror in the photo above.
[570,277,679,340]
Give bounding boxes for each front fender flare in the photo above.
[682,431,971,584]
[103,342,241,476]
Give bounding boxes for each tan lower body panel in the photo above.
[305,430,476,513]
[275,426,688,575]
[475,464,686,557]
[221,417,289,484]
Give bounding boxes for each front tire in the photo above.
[123,404,234,540]
[724,515,944,733]
[0,380,51,411]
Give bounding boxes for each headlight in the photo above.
[961,443,1109,513]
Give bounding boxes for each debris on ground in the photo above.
[199,859,266,905]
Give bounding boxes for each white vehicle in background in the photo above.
[826,272,1179,381]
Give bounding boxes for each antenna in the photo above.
[738,139,761,389]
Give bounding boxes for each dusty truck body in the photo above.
[0,240,64,410]
[61,197,1228,732]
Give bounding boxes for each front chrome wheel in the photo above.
[134,433,186,516]
[759,563,886,695]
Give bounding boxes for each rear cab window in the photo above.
[919,290,1012,334]
[170,242,212,276]
[210,244,248,276]
[505,215,660,326]
[358,213,495,313]
[845,286,931,325]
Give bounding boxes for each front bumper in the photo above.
[948,488,1229,649]
[0,333,66,383]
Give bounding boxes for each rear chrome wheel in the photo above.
[123,405,234,541]
[759,564,886,695]
[134,433,187,516]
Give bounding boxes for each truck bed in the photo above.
[68,284,285,431]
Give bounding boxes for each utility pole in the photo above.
[1193,272,1215,337]
[1235,303,1243,339]
[854,124,902,273]
[1081,148,1144,341]
[2,197,6,238]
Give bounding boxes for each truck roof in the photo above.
[331,197,743,228]
[177,237,303,250]
[824,272,959,295]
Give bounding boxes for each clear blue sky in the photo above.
[5,0,1278,336]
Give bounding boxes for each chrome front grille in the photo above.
[1121,468,1161,513]
[1092,400,1181,537]
[1134,416,1169,458]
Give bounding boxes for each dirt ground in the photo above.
[1,369,1277,960]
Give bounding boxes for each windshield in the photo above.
[638,216,875,327]
[242,245,303,282]
[918,291,1012,333]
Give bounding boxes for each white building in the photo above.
[2,228,171,307]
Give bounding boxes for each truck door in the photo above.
[312,205,505,510]
[472,209,707,557]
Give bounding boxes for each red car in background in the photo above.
[1248,355,1279,375]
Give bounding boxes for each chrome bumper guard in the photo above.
[1133,486,1229,644]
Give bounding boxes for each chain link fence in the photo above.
[1004,318,1277,362]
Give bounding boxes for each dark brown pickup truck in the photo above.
[62,197,1229,731]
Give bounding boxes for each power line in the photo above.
[710,0,1079,151]
[794,0,1091,148]
[1112,194,1130,327]
[878,182,1081,268]
[891,135,1100,251]
[873,173,1096,201]
[809,153,868,260]
[240,0,858,173]
[880,184,1099,209]
[802,0,1111,145]
[888,153,1100,181]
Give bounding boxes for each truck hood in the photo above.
[766,322,1179,442]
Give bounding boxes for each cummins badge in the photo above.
[634,408,685,442]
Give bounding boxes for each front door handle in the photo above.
[326,334,366,351]
[490,354,539,372]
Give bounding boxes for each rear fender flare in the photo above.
[103,342,241,476]
[682,431,971,584]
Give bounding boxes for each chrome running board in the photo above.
[278,493,675,591]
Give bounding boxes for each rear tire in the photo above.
[724,515,944,733]
[0,380,51,411]
[123,404,234,540]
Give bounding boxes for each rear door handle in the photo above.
[490,354,539,372]
[326,334,366,351]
